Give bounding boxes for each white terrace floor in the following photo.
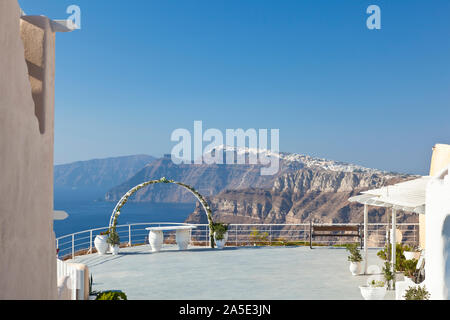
[70,245,395,300]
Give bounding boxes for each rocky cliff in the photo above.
[102,147,418,224]
[185,168,418,224]
[104,147,401,203]
[104,154,304,203]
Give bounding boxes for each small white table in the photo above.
[145,225,197,252]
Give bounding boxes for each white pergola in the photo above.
[348,176,429,275]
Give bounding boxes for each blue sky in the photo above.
[19,0,449,174]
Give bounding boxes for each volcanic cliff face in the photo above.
[104,154,304,203]
[185,168,418,224]
[271,168,388,194]
[103,147,418,224]
[104,146,402,203]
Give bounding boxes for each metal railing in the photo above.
[55,222,419,260]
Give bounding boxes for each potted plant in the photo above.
[403,285,430,300]
[107,227,120,255]
[212,222,229,249]
[377,243,408,271]
[382,261,395,290]
[377,243,412,283]
[403,245,420,260]
[95,290,127,300]
[395,259,420,300]
[402,258,419,284]
[345,243,363,275]
[359,280,387,300]
[94,230,109,255]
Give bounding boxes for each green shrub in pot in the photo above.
[212,222,229,240]
[404,285,430,300]
[346,243,363,263]
[96,290,127,300]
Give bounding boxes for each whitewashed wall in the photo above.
[425,165,450,299]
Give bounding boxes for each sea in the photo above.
[53,196,196,238]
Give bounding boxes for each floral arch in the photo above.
[108,177,216,248]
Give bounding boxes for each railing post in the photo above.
[235,224,238,247]
[128,224,132,247]
[309,220,312,249]
[207,226,210,247]
[89,230,92,254]
[72,234,75,260]
[414,224,417,246]
[269,225,272,245]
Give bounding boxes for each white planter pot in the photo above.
[110,244,119,255]
[89,295,97,300]
[395,277,418,300]
[404,277,417,286]
[94,235,108,255]
[359,285,387,300]
[349,262,361,276]
[214,232,228,249]
[404,251,419,260]
[149,230,163,252]
[395,272,405,282]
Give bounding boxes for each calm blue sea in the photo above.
[53,198,196,238]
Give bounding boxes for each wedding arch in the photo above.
[108,177,216,248]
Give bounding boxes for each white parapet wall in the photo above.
[57,259,89,300]
[425,165,450,299]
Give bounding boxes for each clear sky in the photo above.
[19,0,449,174]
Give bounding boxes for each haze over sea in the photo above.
[53,195,195,238]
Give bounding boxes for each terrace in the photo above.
[59,222,418,300]
[69,245,394,300]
